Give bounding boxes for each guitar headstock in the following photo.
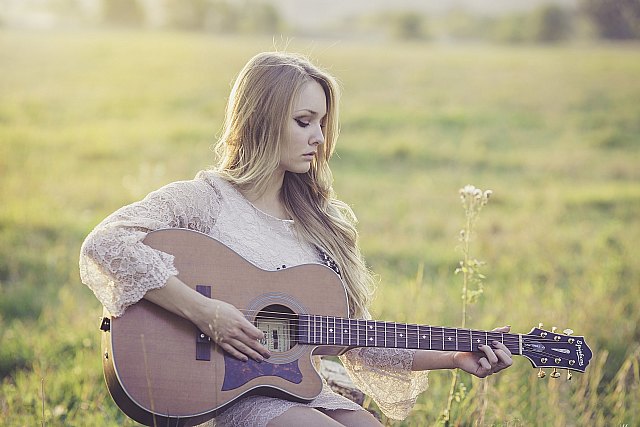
[521,325,592,378]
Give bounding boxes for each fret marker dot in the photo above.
[343,329,348,334]
[476,339,480,343]
[448,337,453,341]
[369,326,373,329]
[400,334,404,337]
[369,338,373,342]
[329,329,333,332]
[422,335,426,339]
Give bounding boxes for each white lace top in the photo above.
[79,170,429,425]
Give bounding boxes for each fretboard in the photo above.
[298,315,522,354]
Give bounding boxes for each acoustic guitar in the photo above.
[99,228,592,426]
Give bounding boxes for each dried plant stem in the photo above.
[41,377,46,427]
[442,185,491,425]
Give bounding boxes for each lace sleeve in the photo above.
[79,179,220,317]
[339,347,429,420]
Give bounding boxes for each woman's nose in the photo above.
[311,124,325,145]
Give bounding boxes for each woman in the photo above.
[80,52,512,427]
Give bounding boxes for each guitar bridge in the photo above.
[196,285,212,361]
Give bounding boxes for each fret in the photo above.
[356,318,360,346]
[408,324,419,350]
[349,318,358,346]
[299,314,308,345]
[383,322,393,347]
[444,328,457,351]
[392,322,398,348]
[457,328,471,352]
[399,323,408,349]
[311,315,316,344]
[364,320,369,346]
[455,328,458,351]
[367,320,378,347]
[430,326,444,350]
[331,317,336,345]
[471,330,484,352]
[375,321,385,348]
[417,325,431,350]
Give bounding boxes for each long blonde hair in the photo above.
[214,52,375,318]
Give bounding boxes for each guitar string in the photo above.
[239,310,577,344]
[202,308,580,362]
[209,313,580,363]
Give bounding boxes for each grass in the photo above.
[1,30,638,426]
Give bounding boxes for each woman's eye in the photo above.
[295,118,310,128]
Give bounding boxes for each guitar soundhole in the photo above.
[255,304,298,353]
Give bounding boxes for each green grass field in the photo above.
[1,30,638,426]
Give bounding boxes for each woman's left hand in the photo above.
[453,326,513,378]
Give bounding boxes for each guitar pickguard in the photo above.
[221,353,303,391]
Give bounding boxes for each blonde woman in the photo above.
[80,52,512,427]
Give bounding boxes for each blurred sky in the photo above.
[2,0,579,31]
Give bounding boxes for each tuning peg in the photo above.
[538,322,544,328]
[550,368,560,378]
[567,370,572,381]
[552,326,557,333]
[537,368,546,378]
[564,329,575,344]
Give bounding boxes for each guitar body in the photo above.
[101,228,350,426]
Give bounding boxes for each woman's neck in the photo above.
[240,171,290,220]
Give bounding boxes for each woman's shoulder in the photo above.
[194,170,244,200]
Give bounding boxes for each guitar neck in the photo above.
[298,315,522,355]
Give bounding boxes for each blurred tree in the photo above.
[102,0,145,28]
[203,0,240,33]
[581,0,640,39]
[164,0,279,34]
[388,12,428,40]
[238,1,282,34]
[490,13,531,44]
[165,0,211,31]
[531,5,574,42]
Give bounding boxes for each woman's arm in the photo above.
[144,275,271,362]
[412,326,513,377]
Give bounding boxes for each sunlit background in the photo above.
[1,0,639,425]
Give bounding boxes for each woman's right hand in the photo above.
[144,275,271,363]
[191,299,272,363]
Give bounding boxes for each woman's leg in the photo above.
[267,406,383,427]
[324,409,383,427]
[267,406,345,427]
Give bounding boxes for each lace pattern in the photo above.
[341,348,429,420]
[79,170,429,423]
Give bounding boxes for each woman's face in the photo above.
[279,80,327,174]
